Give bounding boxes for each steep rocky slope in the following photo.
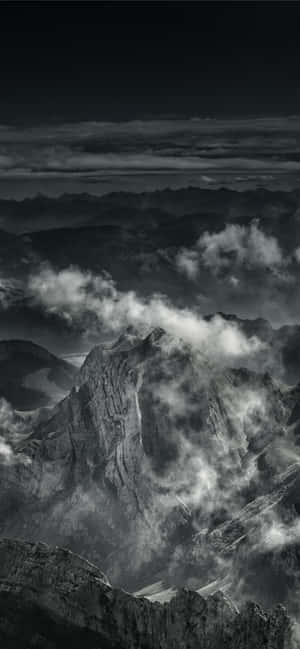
[0,538,294,649]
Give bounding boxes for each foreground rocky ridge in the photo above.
[0,538,294,649]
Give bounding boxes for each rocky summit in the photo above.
[0,538,294,649]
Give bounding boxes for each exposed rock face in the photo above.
[0,538,293,649]
[1,328,300,606]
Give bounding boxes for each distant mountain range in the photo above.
[0,340,76,409]
[0,186,299,234]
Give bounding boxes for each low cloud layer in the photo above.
[28,263,264,368]
[1,117,300,189]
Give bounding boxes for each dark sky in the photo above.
[0,1,300,124]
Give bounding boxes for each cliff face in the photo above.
[1,329,300,601]
[0,538,293,649]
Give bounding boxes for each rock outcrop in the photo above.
[0,538,293,649]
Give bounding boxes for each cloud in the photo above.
[228,275,240,288]
[261,515,300,551]
[0,398,31,465]
[28,263,264,367]
[1,116,300,182]
[198,221,288,275]
[175,248,199,280]
[0,437,13,463]
[291,621,300,649]
[175,222,297,316]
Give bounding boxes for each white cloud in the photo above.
[176,248,199,280]
[197,221,287,275]
[258,513,300,552]
[0,398,31,465]
[28,263,264,367]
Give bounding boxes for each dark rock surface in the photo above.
[0,538,294,649]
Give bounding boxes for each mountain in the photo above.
[0,538,293,649]
[0,187,299,235]
[1,327,300,617]
[0,340,77,409]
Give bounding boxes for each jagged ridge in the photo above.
[0,538,293,649]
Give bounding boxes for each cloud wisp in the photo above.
[0,398,31,466]
[28,263,264,368]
